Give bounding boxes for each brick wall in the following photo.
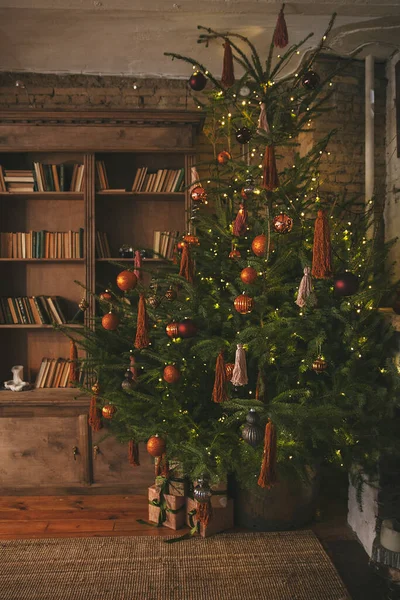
[0,56,388,202]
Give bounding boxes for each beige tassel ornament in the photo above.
[231,343,248,386]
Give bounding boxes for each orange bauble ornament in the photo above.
[312,357,328,373]
[240,266,258,285]
[163,364,181,384]
[225,362,235,381]
[252,234,267,257]
[234,292,254,314]
[102,404,117,419]
[273,212,293,234]
[183,234,200,246]
[116,270,138,292]
[166,322,179,339]
[99,289,113,302]
[147,434,166,457]
[177,241,187,251]
[178,319,197,338]
[190,186,207,203]
[217,150,232,164]
[102,312,119,331]
[229,248,241,259]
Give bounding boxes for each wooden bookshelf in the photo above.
[0,109,202,493]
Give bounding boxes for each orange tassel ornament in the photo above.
[273,4,289,49]
[212,351,228,403]
[233,203,248,237]
[258,419,278,489]
[262,146,279,191]
[311,210,332,279]
[179,243,194,284]
[128,440,140,466]
[68,339,79,386]
[88,384,102,432]
[196,501,212,526]
[221,41,235,88]
[134,293,150,349]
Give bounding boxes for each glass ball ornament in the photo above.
[190,186,207,204]
[239,85,251,97]
[235,127,252,144]
[240,266,258,285]
[234,292,254,314]
[225,362,235,381]
[241,409,264,447]
[163,364,181,384]
[302,70,320,91]
[178,318,197,338]
[121,369,135,391]
[146,434,166,457]
[116,270,138,292]
[273,213,293,234]
[166,322,179,339]
[91,382,100,395]
[99,289,112,302]
[147,295,160,309]
[241,178,256,200]
[101,311,119,331]
[102,404,117,419]
[229,248,241,259]
[189,71,207,91]
[334,272,359,297]
[217,150,232,165]
[193,477,212,504]
[312,356,328,373]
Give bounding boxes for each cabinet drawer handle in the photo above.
[72,446,79,460]
[93,445,100,459]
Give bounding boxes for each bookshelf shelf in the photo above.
[0,192,84,200]
[0,324,83,329]
[96,191,185,199]
[95,257,167,263]
[0,258,85,262]
[0,387,89,405]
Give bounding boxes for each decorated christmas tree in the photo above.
[68,9,400,505]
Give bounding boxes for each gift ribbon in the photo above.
[137,476,185,529]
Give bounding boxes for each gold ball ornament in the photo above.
[166,322,179,339]
[273,213,293,234]
[79,298,89,312]
[234,292,254,314]
[91,382,100,395]
[240,266,258,285]
[163,364,181,384]
[217,150,232,165]
[312,357,328,373]
[101,312,120,331]
[147,434,166,457]
[225,362,235,381]
[190,187,207,204]
[116,270,138,292]
[102,404,117,419]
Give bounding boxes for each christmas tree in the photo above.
[69,9,400,496]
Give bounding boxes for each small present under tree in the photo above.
[70,10,400,492]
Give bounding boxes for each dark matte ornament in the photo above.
[235,127,252,145]
[334,272,359,297]
[241,178,256,200]
[189,71,207,91]
[121,369,135,391]
[241,408,264,447]
[193,476,212,504]
[302,70,320,91]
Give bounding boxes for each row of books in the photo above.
[153,231,179,260]
[96,231,111,258]
[0,164,85,193]
[0,230,84,259]
[35,357,82,389]
[131,168,185,193]
[0,296,68,325]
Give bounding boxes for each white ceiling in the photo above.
[0,1,399,78]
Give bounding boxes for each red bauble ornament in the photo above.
[147,434,166,457]
[189,72,207,91]
[190,186,207,203]
[116,270,138,292]
[102,404,117,419]
[225,362,235,381]
[252,234,267,257]
[229,248,241,259]
[99,289,112,302]
[217,150,232,165]
[183,234,200,246]
[163,364,181,384]
[101,312,119,331]
[334,273,359,297]
[178,319,197,338]
[166,322,179,339]
[234,292,254,314]
[240,266,258,285]
[273,213,293,234]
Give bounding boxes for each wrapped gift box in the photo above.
[186,497,234,538]
[155,475,188,497]
[148,485,186,530]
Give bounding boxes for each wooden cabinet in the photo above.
[0,109,203,493]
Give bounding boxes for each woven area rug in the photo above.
[0,530,350,600]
